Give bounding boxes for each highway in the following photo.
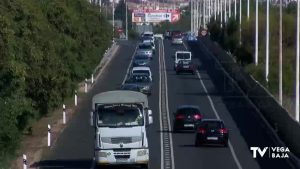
[36,38,297,169]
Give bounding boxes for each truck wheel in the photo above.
[140,164,149,169]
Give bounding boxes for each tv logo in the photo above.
[250,147,268,158]
[250,147,290,159]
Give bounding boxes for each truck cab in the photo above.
[90,90,153,168]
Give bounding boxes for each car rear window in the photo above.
[177,108,200,115]
[199,121,223,129]
[177,53,191,60]
[135,55,148,60]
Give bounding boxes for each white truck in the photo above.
[90,90,153,168]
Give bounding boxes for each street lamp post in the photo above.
[266,0,270,82]
[255,0,258,66]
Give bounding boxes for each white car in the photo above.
[131,66,152,81]
[174,51,192,69]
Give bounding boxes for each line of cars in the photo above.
[165,30,229,147]
[120,31,155,96]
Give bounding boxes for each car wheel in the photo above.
[195,140,201,147]
[191,71,195,75]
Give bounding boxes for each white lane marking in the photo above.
[122,45,138,84]
[161,40,176,169]
[183,41,243,169]
[158,39,164,169]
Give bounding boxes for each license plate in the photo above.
[184,124,194,127]
[207,137,218,140]
[183,66,189,68]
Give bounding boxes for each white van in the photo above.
[174,51,192,69]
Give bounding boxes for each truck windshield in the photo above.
[97,105,144,127]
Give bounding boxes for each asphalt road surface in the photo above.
[35,38,298,169]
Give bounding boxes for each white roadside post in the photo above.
[47,124,51,147]
[23,154,27,169]
[75,90,78,106]
[91,74,94,84]
[85,78,88,93]
[63,104,66,124]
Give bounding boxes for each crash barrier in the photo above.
[198,36,300,159]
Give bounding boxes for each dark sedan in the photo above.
[173,105,202,132]
[175,60,196,75]
[195,119,229,147]
[133,54,151,67]
[124,74,152,95]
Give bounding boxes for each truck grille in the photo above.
[111,137,132,144]
[101,136,142,144]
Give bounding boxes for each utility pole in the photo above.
[208,0,211,22]
[191,0,193,32]
[266,0,269,82]
[239,0,242,45]
[113,0,115,40]
[247,0,250,20]
[279,0,283,105]
[204,0,206,28]
[255,0,258,66]
[196,0,199,32]
[225,0,227,24]
[221,0,223,27]
[296,0,300,122]
[229,0,231,18]
[215,0,217,20]
[235,0,237,20]
[126,0,128,40]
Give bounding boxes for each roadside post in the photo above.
[63,104,66,124]
[75,90,78,106]
[48,124,51,147]
[85,78,88,93]
[23,154,27,169]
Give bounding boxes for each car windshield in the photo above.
[199,121,222,129]
[97,105,144,127]
[135,55,149,60]
[139,44,152,50]
[133,70,150,76]
[177,53,191,60]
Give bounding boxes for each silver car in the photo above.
[136,43,153,59]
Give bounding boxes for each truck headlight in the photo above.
[99,152,107,157]
[142,86,150,90]
[137,150,147,156]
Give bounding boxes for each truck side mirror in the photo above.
[90,111,94,127]
[148,110,153,125]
